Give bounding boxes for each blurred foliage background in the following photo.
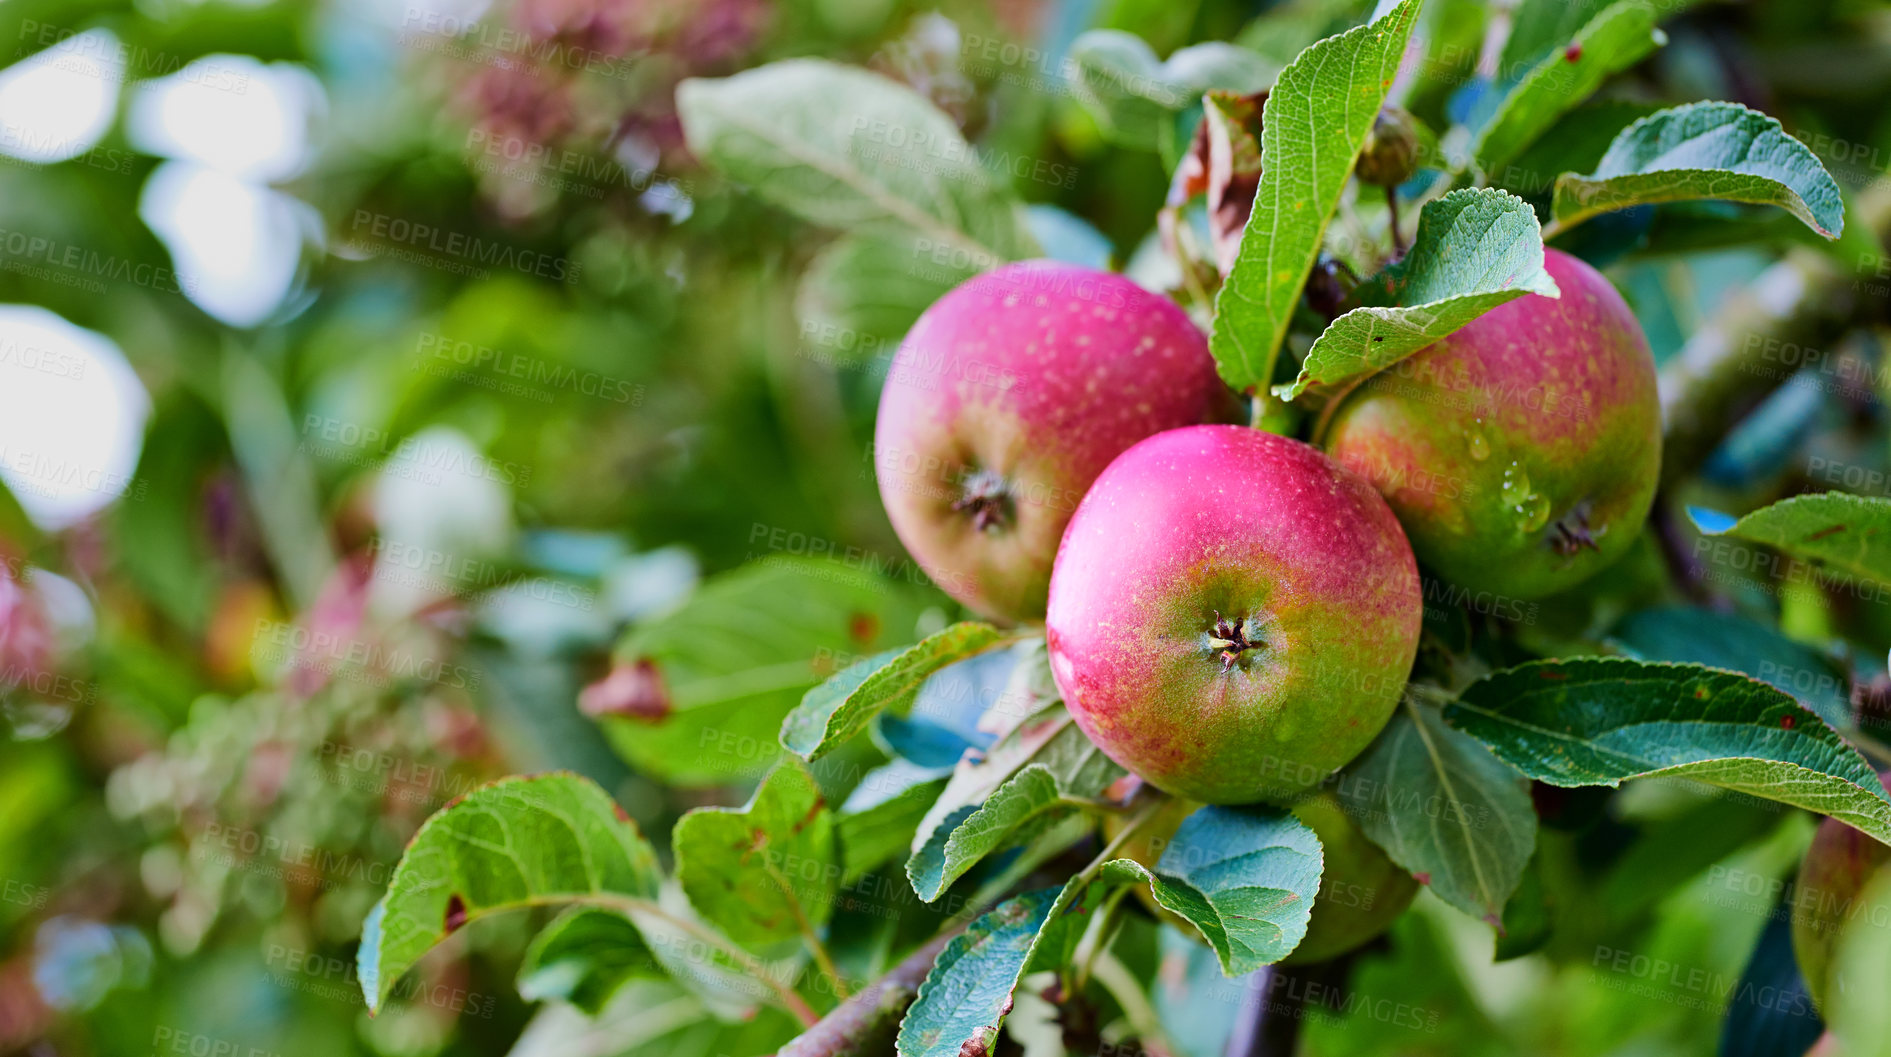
[0,0,1889,1055]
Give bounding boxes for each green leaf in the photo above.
[1238,0,1369,66]
[838,761,949,885]
[1609,606,1852,730]
[1163,42,1282,99]
[1497,0,1611,72]
[1068,32,1276,150]
[1552,102,1846,238]
[783,622,1012,760]
[1494,852,1552,962]
[674,760,838,949]
[517,907,659,1014]
[796,230,981,363]
[1690,493,1891,586]
[1446,658,1891,845]
[1334,703,1537,924]
[1209,0,1423,392]
[1111,804,1325,974]
[873,803,1325,1056]
[894,887,1064,1057]
[677,59,1038,264]
[1273,188,1559,402]
[907,765,1074,902]
[1471,0,1664,176]
[357,773,661,1014]
[594,556,938,786]
[911,705,1125,857]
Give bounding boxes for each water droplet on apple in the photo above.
[1465,429,1491,462]
[1519,492,1552,532]
[1501,463,1550,532]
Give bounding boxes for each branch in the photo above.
[1659,183,1891,487]
[1224,954,1359,1057]
[777,926,963,1057]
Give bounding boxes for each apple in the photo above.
[1791,769,1891,1011]
[873,261,1229,624]
[1322,248,1660,600]
[1283,791,1418,964]
[1045,425,1422,804]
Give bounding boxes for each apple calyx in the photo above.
[1549,504,1600,556]
[951,468,1015,532]
[1207,610,1265,669]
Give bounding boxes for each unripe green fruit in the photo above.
[1323,248,1660,600]
[1284,792,1419,964]
[1790,770,1891,1012]
[1107,792,1417,963]
[1356,106,1421,188]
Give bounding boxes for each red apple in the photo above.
[1322,248,1660,600]
[874,262,1229,624]
[1791,770,1891,1012]
[1045,425,1422,804]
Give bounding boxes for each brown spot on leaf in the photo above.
[444,893,468,934]
[1781,714,1797,729]
[1414,872,1431,885]
[1693,686,1709,700]
[1564,43,1582,62]
[1537,669,1567,681]
[1807,524,1846,541]
[579,658,671,723]
[848,612,880,645]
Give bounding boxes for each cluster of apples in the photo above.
[873,251,1660,956]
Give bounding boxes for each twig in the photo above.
[1223,954,1359,1057]
[773,797,1170,1053]
[777,926,963,1057]
[1071,885,1130,995]
[1089,948,1177,1054]
[1084,791,1168,874]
